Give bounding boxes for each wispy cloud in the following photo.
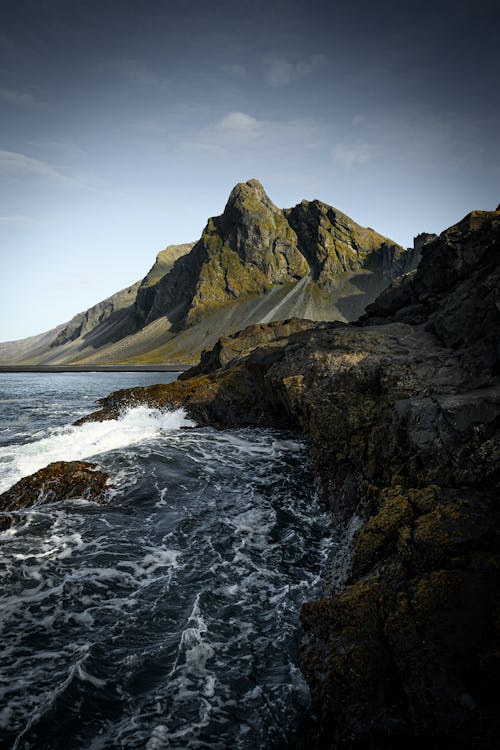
[0,214,33,224]
[331,142,380,169]
[220,64,247,79]
[0,150,86,186]
[181,110,324,154]
[98,58,168,90]
[217,111,260,142]
[262,54,327,86]
[27,139,86,158]
[0,88,42,108]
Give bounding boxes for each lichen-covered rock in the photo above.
[0,461,110,528]
[301,487,500,747]
[285,198,409,287]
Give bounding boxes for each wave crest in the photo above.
[0,406,195,493]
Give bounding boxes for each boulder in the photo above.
[0,461,110,528]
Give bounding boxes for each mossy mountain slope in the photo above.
[132,179,410,333]
[0,180,413,365]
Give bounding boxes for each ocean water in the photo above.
[0,373,332,750]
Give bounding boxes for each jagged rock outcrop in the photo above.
[181,317,324,379]
[186,180,310,324]
[0,461,110,529]
[0,180,412,366]
[131,179,310,330]
[285,199,409,285]
[77,206,500,748]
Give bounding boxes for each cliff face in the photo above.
[76,206,500,747]
[133,242,195,329]
[285,199,410,285]
[0,180,411,366]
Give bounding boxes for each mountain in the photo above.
[0,180,418,366]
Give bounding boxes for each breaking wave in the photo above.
[0,405,194,493]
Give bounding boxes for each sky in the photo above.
[0,0,499,340]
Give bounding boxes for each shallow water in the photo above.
[0,373,332,749]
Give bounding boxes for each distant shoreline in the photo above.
[0,364,190,373]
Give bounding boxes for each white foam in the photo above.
[0,406,195,493]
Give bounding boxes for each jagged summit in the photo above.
[225,178,278,213]
[0,180,415,366]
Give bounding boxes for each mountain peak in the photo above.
[225,179,278,214]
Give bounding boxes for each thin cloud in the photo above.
[0,214,34,224]
[220,64,247,79]
[98,58,168,90]
[181,111,324,155]
[263,54,327,86]
[0,88,42,108]
[0,150,88,187]
[331,142,380,169]
[218,111,260,141]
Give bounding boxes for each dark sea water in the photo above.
[0,373,333,750]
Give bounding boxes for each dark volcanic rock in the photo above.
[363,209,500,378]
[0,461,110,528]
[180,317,325,380]
[285,198,409,286]
[76,207,500,748]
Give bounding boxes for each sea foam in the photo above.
[0,406,195,493]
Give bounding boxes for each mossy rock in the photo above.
[0,461,110,528]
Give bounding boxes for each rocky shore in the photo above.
[2,207,499,747]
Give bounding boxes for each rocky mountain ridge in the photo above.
[0,180,416,366]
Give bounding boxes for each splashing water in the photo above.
[0,404,195,493]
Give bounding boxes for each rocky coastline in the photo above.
[1,207,499,747]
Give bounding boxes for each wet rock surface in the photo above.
[0,461,110,528]
[78,207,500,748]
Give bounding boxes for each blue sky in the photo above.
[1,0,499,340]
